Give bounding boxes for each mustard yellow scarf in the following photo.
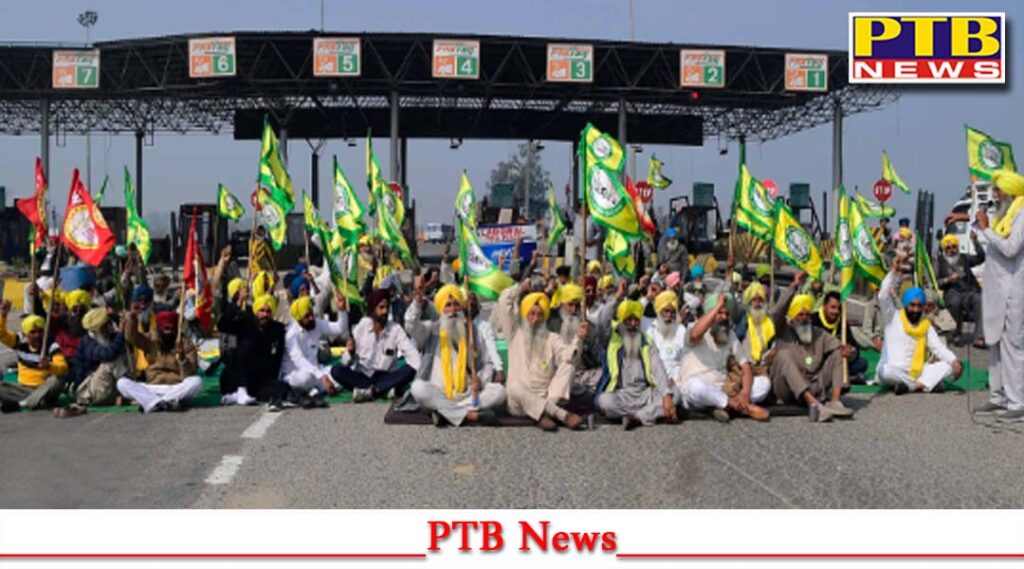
[899,310,931,379]
[747,314,775,363]
[993,196,1024,238]
[439,328,468,399]
[818,307,839,337]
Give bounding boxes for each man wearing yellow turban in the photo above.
[406,284,505,427]
[675,292,769,423]
[65,307,130,410]
[0,300,69,411]
[332,288,421,404]
[936,231,985,348]
[494,281,585,431]
[769,272,857,423]
[279,292,350,407]
[974,170,1024,419]
[547,283,584,343]
[216,287,289,409]
[596,299,677,429]
[644,290,687,381]
[875,255,962,399]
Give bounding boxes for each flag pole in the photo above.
[39,242,62,355]
[460,220,480,407]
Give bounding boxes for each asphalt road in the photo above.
[3,364,1022,509]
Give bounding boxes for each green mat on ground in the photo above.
[2,365,362,414]
[849,349,987,394]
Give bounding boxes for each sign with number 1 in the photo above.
[784,53,828,92]
[189,37,236,78]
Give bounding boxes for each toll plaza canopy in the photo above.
[0,31,899,145]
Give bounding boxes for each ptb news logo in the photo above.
[849,13,1005,83]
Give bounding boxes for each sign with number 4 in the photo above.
[433,39,480,79]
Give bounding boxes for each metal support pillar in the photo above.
[40,100,50,179]
[310,150,320,206]
[831,99,843,224]
[389,90,400,182]
[135,129,144,214]
[618,98,628,182]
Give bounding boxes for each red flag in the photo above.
[61,168,115,266]
[626,176,657,236]
[183,210,214,333]
[15,157,49,254]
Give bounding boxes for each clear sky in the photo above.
[0,0,1019,238]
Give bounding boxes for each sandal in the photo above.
[52,405,87,418]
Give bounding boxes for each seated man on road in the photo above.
[644,290,688,381]
[281,295,348,407]
[494,281,584,431]
[69,307,129,410]
[0,303,69,412]
[936,233,985,348]
[737,283,775,396]
[408,285,505,427]
[332,288,420,403]
[675,293,769,423]
[117,309,202,414]
[851,285,884,353]
[551,280,621,397]
[769,274,855,423]
[217,291,288,409]
[812,291,869,383]
[876,258,962,395]
[595,300,677,430]
[468,292,504,385]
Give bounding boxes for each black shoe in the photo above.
[953,335,968,347]
[312,396,329,409]
[1,400,20,414]
[931,381,947,394]
[894,383,910,395]
[297,394,315,409]
[476,410,501,427]
[430,411,448,428]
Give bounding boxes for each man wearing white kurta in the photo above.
[644,290,688,381]
[975,171,1024,420]
[675,293,770,422]
[494,282,584,431]
[876,265,962,394]
[281,296,348,398]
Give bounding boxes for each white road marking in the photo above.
[205,455,245,485]
[241,411,281,439]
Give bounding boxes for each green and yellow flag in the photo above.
[316,215,363,307]
[914,231,940,293]
[366,132,413,264]
[94,174,109,205]
[217,184,245,222]
[123,167,152,265]
[849,196,887,286]
[455,171,477,229]
[881,151,910,194]
[647,154,672,190]
[604,227,636,279]
[966,125,1017,181]
[259,116,295,212]
[582,122,625,174]
[734,163,775,240]
[333,156,366,246]
[833,186,855,300]
[854,192,895,219]
[303,191,328,234]
[772,201,822,281]
[457,220,514,301]
[256,188,287,251]
[547,188,566,253]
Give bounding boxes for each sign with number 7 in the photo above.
[52,50,100,89]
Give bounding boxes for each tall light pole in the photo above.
[78,10,98,190]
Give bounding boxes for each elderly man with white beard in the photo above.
[494,281,586,431]
[408,285,505,427]
[549,281,622,397]
[675,293,770,423]
[769,273,855,423]
[974,170,1024,421]
[737,282,774,393]
[595,299,677,430]
[644,290,688,381]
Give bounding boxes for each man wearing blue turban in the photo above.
[876,255,962,395]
